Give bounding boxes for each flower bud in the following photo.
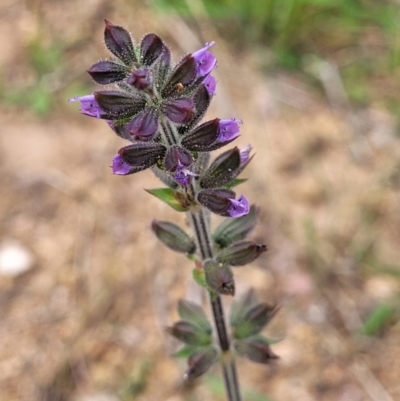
[229,289,258,328]
[216,241,267,266]
[115,142,166,174]
[126,107,158,140]
[107,121,131,140]
[164,146,194,172]
[186,85,212,128]
[178,300,212,333]
[161,97,195,124]
[213,205,258,247]
[232,303,279,340]
[94,90,146,119]
[197,189,235,216]
[162,54,197,97]
[234,337,279,364]
[140,33,164,66]
[204,260,235,296]
[87,60,129,85]
[104,20,136,66]
[198,190,250,218]
[127,68,151,90]
[184,346,218,381]
[200,147,242,189]
[181,119,220,151]
[167,321,212,346]
[159,44,171,65]
[151,220,195,254]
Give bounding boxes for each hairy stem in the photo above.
[188,209,242,401]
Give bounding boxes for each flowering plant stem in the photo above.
[71,21,278,397]
[188,209,242,401]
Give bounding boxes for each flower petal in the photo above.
[69,94,104,118]
[218,118,242,143]
[192,42,217,78]
[239,145,252,164]
[227,195,250,218]
[203,74,217,96]
[112,154,134,175]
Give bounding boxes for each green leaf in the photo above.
[362,303,396,336]
[145,188,190,212]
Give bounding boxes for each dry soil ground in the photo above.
[1,1,399,401]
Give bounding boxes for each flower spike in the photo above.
[70,24,275,397]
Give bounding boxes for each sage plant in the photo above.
[70,20,278,401]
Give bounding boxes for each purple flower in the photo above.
[203,74,217,96]
[197,189,250,217]
[127,107,158,140]
[192,42,217,78]
[228,195,250,218]
[175,162,199,186]
[127,68,151,90]
[162,97,195,124]
[69,94,105,118]
[239,145,252,164]
[111,154,133,175]
[218,118,242,143]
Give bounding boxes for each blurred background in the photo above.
[1,0,399,400]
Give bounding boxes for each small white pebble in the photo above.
[75,393,119,401]
[0,241,34,277]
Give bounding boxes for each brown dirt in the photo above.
[0,1,399,401]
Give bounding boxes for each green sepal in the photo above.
[185,346,219,381]
[213,204,258,248]
[192,267,208,289]
[178,300,212,333]
[232,303,279,340]
[145,188,190,212]
[167,320,212,346]
[233,336,279,365]
[224,178,248,189]
[199,147,241,189]
[172,345,199,359]
[216,241,267,266]
[203,260,235,296]
[151,220,195,254]
[230,289,258,328]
